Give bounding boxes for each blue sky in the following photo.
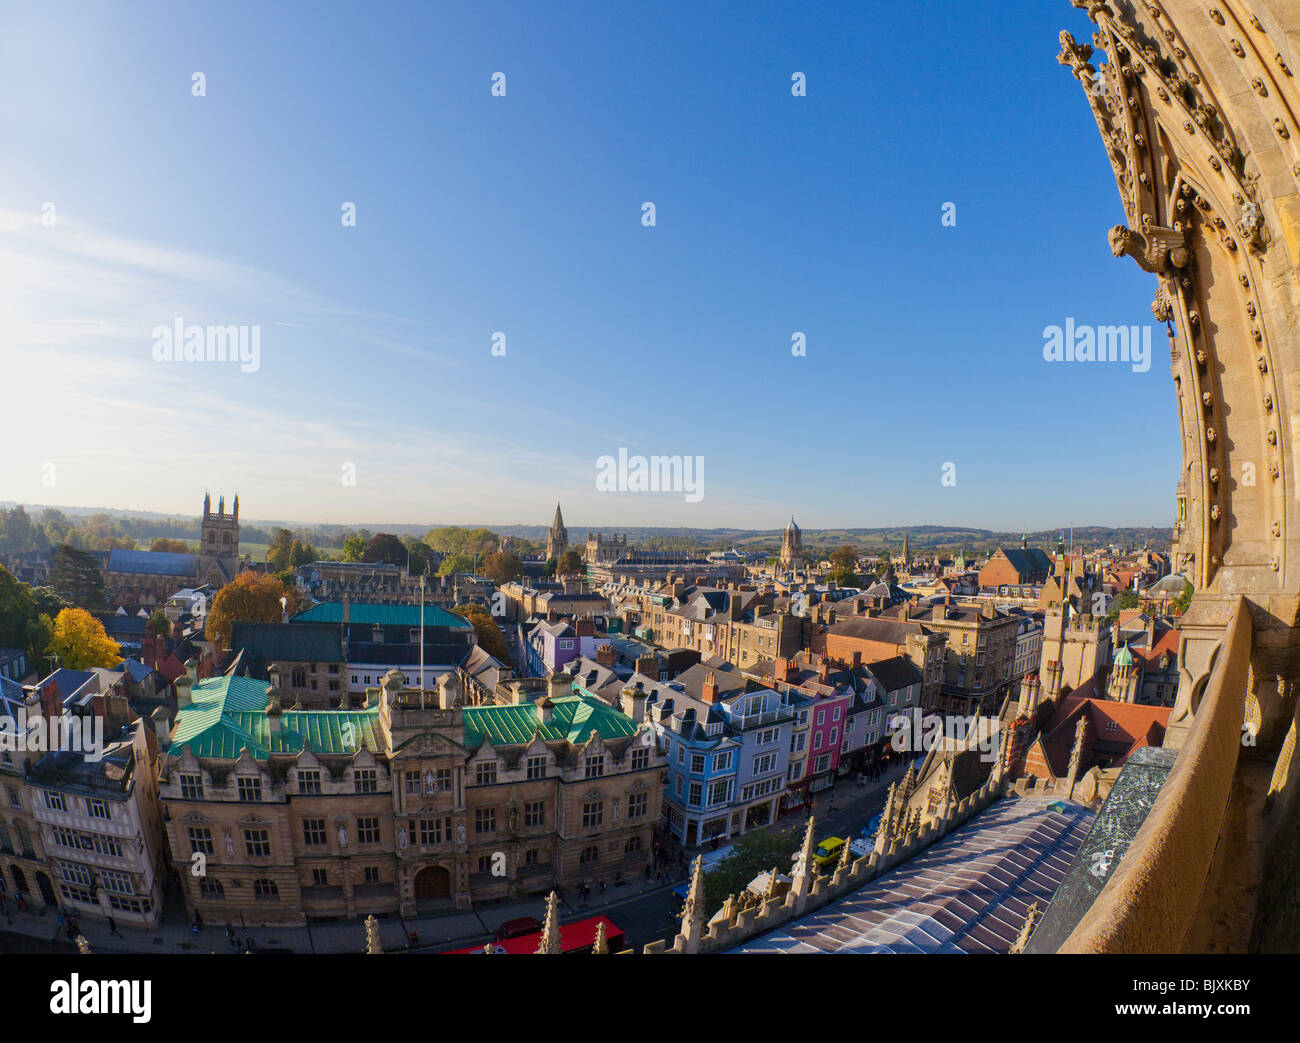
[0,0,1175,532]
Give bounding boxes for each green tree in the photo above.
[51,544,106,609]
[702,828,802,912]
[364,533,408,566]
[436,552,476,577]
[342,534,367,562]
[0,505,42,553]
[148,609,172,640]
[1171,579,1194,615]
[1102,589,1139,625]
[424,526,499,557]
[403,537,434,576]
[40,508,73,546]
[543,557,557,578]
[267,528,295,572]
[555,549,584,577]
[0,565,35,652]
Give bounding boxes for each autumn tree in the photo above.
[828,545,859,587]
[46,608,122,670]
[481,551,523,584]
[204,572,294,650]
[150,537,192,553]
[453,604,513,666]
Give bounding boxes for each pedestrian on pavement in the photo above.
[599,879,607,894]
[107,916,120,937]
[580,882,590,905]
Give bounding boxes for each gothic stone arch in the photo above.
[1060,0,1300,949]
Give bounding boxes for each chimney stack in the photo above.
[265,687,282,734]
[175,671,194,708]
[548,673,571,702]
[701,672,719,704]
[620,687,647,723]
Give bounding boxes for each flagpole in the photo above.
[419,574,426,710]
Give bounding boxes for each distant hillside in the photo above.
[1,503,1171,558]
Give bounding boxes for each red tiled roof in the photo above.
[1035,696,1171,777]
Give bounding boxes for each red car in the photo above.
[494,917,543,942]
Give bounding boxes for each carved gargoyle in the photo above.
[1109,223,1189,273]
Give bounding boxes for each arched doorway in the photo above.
[10,866,27,897]
[413,865,451,903]
[35,872,56,907]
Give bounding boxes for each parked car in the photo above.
[494,917,543,941]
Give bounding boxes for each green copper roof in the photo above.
[1113,643,1134,669]
[169,674,382,759]
[292,601,473,629]
[463,694,638,750]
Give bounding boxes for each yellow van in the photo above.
[813,837,845,868]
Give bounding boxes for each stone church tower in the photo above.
[779,516,803,570]
[198,492,240,588]
[546,504,568,561]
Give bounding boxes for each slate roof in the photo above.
[996,547,1053,578]
[731,799,1094,953]
[866,655,922,693]
[826,616,927,645]
[229,621,344,664]
[168,674,383,759]
[107,549,198,577]
[37,668,99,709]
